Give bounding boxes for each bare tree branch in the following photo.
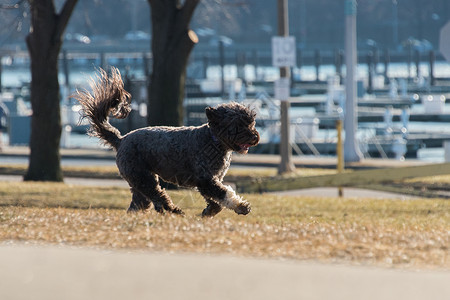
[55,0,78,39]
[180,0,200,29]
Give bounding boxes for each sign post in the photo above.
[274,77,290,101]
[275,0,295,174]
[272,36,296,67]
[344,0,363,163]
[439,21,450,62]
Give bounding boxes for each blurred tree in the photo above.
[3,0,448,51]
[146,0,199,126]
[24,0,78,182]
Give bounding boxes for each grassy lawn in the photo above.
[0,164,336,180]
[0,181,448,270]
[3,164,450,198]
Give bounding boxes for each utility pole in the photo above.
[277,0,295,174]
[344,0,363,163]
[392,0,399,50]
[0,55,2,93]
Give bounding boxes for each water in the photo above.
[2,61,450,162]
[205,61,450,82]
[3,59,450,87]
[1,67,145,88]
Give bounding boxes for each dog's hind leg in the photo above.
[125,172,184,215]
[127,188,152,213]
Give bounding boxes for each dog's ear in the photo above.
[205,106,219,123]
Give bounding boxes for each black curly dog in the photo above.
[75,68,260,217]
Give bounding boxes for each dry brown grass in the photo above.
[0,164,336,180]
[0,181,448,270]
[0,164,121,179]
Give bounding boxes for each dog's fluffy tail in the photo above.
[74,67,131,150]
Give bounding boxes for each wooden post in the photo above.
[336,119,344,197]
[203,54,209,79]
[252,49,258,80]
[124,72,133,133]
[334,49,343,84]
[344,0,363,163]
[429,50,435,86]
[62,50,70,87]
[339,50,344,84]
[373,47,379,68]
[219,40,225,98]
[383,49,390,85]
[100,52,106,70]
[142,52,149,78]
[297,48,302,72]
[415,50,420,79]
[242,52,247,83]
[367,51,373,94]
[236,51,246,81]
[407,44,412,80]
[0,56,2,93]
[314,49,321,82]
[277,0,295,174]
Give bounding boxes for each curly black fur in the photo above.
[74,67,260,217]
[75,68,131,149]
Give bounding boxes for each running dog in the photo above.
[74,68,259,217]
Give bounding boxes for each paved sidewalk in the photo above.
[272,186,417,199]
[1,245,449,300]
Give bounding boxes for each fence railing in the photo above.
[236,162,450,195]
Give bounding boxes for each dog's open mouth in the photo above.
[238,143,253,154]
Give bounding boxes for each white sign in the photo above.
[272,36,296,67]
[440,21,450,62]
[274,78,290,100]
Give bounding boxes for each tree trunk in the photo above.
[24,0,78,182]
[147,0,199,126]
[24,50,63,181]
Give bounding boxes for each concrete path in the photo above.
[272,187,417,199]
[0,245,449,300]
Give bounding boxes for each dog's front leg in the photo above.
[198,180,251,215]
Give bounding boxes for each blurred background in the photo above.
[1,0,450,162]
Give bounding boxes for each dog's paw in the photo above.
[202,202,223,218]
[171,207,185,216]
[234,201,251,215]
[127,206,140,214]
[153,203,165,214]
[127,203,150,213]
